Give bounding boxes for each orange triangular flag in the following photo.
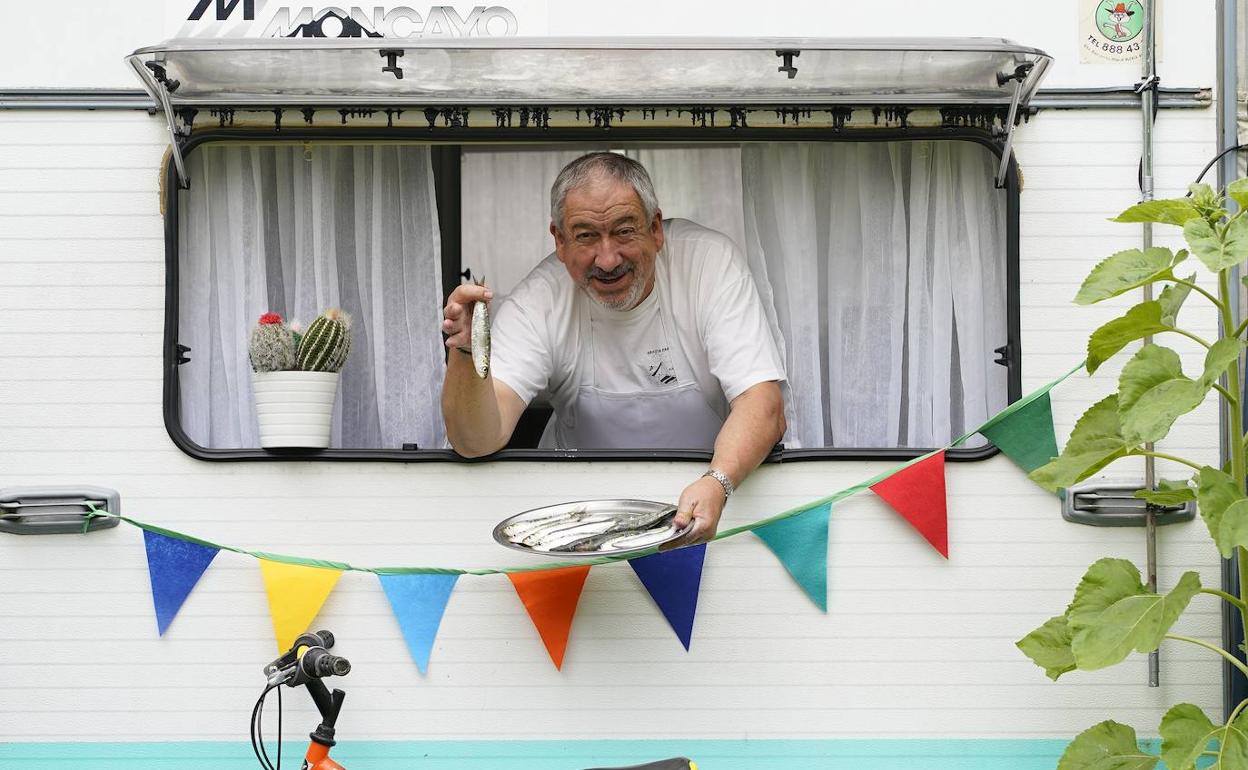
[259,560,343,651]
[507,566,591,669]
[869,451,949,558]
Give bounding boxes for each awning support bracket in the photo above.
[381,49,405,80]
[136,60,191,189]
[775,50,800,79]
[994,61,1034,189]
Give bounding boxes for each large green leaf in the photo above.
[1058,721,1158,770]
[1229,178,1248,211]
[1200,338,1245,388]
[1198,467,1245,554]
[1218,500,1248,559]
[1185,216,1248,273]
[1017,615,1077,680]
[1161,702,1248,770]
[1118,345,1186,413]
[1134,479,1197,507]
[1087,302,1171,374]
[1159,275,1195,327]
[1075,248,1182,305]
[1112,200,1202,227]
[1029,397,1133,492]
[1160,703,1217,770]
[1067,558,1147,628]
[1120,379,1208,444]
[1070,571,1201,670]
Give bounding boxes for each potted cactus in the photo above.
[249,309,352,449]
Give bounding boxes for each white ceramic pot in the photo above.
[251,371,341,449]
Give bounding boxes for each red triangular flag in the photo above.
[507,566,591,669]
[869,451,948,558]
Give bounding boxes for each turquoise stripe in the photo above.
[0,739,1095,770]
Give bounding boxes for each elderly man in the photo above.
[441,152,785,547]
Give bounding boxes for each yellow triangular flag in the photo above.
[259,560,343,651]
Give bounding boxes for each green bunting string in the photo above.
[81,359,1087,576]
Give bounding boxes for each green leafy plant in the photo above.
[1019,180,1248,769]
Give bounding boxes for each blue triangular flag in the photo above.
[753,503,831,611]
[628,544,706,650]
[143,529,220,636]
[377,573,458,673]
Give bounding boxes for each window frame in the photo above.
[162,126,1021,463]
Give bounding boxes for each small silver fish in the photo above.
[471,278,490,379]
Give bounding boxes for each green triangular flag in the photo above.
[979,391,1059,475]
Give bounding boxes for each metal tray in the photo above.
[493,499,688,558]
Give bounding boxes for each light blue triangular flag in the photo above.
[377,573,458,673]
[753,503,831,611]
[143,529,219,636]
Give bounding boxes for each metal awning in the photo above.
[127,37,1051,188]
[127,36,1050,108]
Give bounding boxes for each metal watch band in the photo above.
[702,468,734,498]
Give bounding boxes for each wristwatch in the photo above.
[702,468,734,499]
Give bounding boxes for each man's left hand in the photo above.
[663,475,728,550]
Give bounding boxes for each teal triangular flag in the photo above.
[753,503,831,611]
[979,391,1059,475]
[377,573,458,673]
[143,529,219,636]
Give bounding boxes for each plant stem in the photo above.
[1218,268,1248,659]
[1171,277,1226,311]
[1201,587,1248,612]
[1229,696,1248,726]
[1215,382,1239,406]
[1131,450,1205,471]
[1166,634,1248,678]
[1170,327,1215,350]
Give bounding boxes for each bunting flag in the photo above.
[869,451,949,558]
[508,566,591,669]
[754,503,831,611]
[628,544,707,650]
[377,573,459,673]
[142,529,219,636]
[978,391,1060,476]
[259,560,343,651]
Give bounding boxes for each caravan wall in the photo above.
[0,1,1228,768]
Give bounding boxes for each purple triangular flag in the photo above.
[628,544,706,650]
[143,529,219,636]
[378,573,459,674]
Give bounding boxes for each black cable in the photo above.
[276,681,283,770]
[251,683,279,770]
[1193,143,1248,187]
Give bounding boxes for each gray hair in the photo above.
[550,152,660,232]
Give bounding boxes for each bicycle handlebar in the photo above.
[299,646,351,679]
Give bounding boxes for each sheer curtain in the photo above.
[741,141,1007,448]
[178,143,447,450]
[459,141,1007,450]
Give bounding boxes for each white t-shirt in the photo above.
[490,218,786,424]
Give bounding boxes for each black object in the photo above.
[380,49,404,79]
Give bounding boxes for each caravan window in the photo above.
[170,138,1013,459]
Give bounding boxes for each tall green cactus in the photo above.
[248,312,296,372]
[297,308,352,372]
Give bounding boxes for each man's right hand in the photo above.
[441,282,493,353]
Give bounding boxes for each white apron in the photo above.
[539,298,724,450]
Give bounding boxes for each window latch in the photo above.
[993,343,1012,367]
[176,343,192,365]
[380,49,404,80]
[775,50,800,79]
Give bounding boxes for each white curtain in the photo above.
[459,142,1007,450]
[741,141,1007,448]
[177,143,448,450]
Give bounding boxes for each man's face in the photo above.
[551,175,664,311]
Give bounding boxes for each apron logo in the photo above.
[643,347,678,386]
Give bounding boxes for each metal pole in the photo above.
[1139,0,1160,688]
